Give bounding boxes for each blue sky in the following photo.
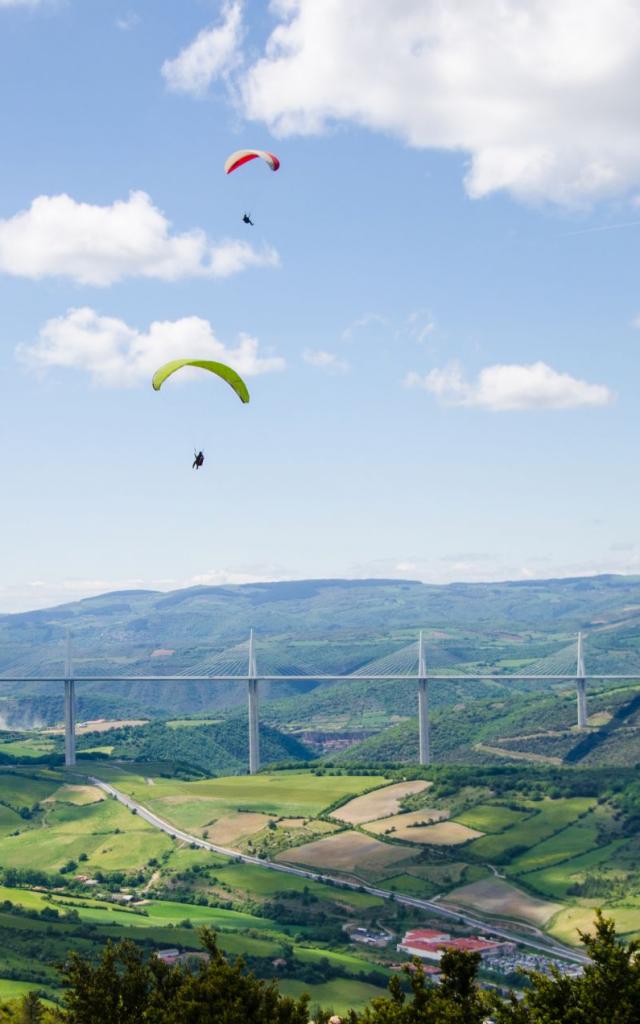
[1,0,640,611]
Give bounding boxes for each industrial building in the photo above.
[397,928,516,962]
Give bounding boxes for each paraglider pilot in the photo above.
[193,450,205,470]
[242,212,254,226]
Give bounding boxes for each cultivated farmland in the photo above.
[276,830,412,874]
[365,807,450,837]
[446,877,561,926]
[331,780,430,824]
[386,820,483,845]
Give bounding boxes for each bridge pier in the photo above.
[64,631,76,767]
[418,631,430,765]
[247,630,260,774]
[64,680,76,767]
[248,680,260,774]
[576,631,588,729]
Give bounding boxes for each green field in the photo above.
[0,770,59,807]
[0,979,57,1003]
[523,838,629,899]
[550,905,640,944]
[0,886,52,910]
[384,872,439,897]
[294,946,391,976]
[278,977,389,1014]
[85,767,390,837]
[93,920,283,958]
[467,798,596,862]
[97,768,389,819]
[0,885,273,932]
[0,793,173,872]
[454,803,531,833]
[215,862,383,908]
[506,809,602,874]
[0,737,56,758]
[0,804,22,834]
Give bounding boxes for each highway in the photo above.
[90,776,589,967]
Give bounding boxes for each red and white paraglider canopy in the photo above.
[224,149,280,174]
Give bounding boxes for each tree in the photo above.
[58,931,311,1024]
[17,994,45,1024]
[61,940,151,1024]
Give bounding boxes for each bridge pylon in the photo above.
[418,630,430,766]
[247,629,260,774]
[576,631,588,729]
[64,629,76,768]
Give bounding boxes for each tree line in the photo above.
[1,912,639,1023]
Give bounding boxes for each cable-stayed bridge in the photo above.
[2,630,639,773]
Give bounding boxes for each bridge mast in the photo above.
[576,631,588,729]
[64,629,76,768]
[247,629,260,774]
[418,630,430,765]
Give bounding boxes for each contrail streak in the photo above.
[562,219,640,237]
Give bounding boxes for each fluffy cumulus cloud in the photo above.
[405,360,613,410]
[162,0,243,96]
[303,348,349,373]
[19,307,285,387]
[0,191,278,286]
[225,0,640,204]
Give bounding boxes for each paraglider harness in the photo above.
[242,212,254,226]
[193,450,205,470]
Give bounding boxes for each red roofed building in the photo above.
[398,929,515,962]
[402,929,451,944]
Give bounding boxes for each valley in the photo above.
[2,576,640,1013]
[0,759,637,1011]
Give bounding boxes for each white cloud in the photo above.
[0,191,279,286]
[341,312,390,342]
[233,0,640,204]
[303,348,349,373]
[5,550,640,612]
[0,566,297,613]
[115,11,140,31]
[0,0,48,6]
[406,310,435,343]
[162,1,243,96]
[341,310,435,347]
[405,360,613,411]
[19,307,285,387]
[189,565,291,587]
[350,551,640,586]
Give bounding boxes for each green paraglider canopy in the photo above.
[151,360,250,403]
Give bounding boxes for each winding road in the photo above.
[89,776,588,966]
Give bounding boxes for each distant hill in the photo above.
[2,575,640,727]
[81,718,314,776]
[328,680,640,768]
